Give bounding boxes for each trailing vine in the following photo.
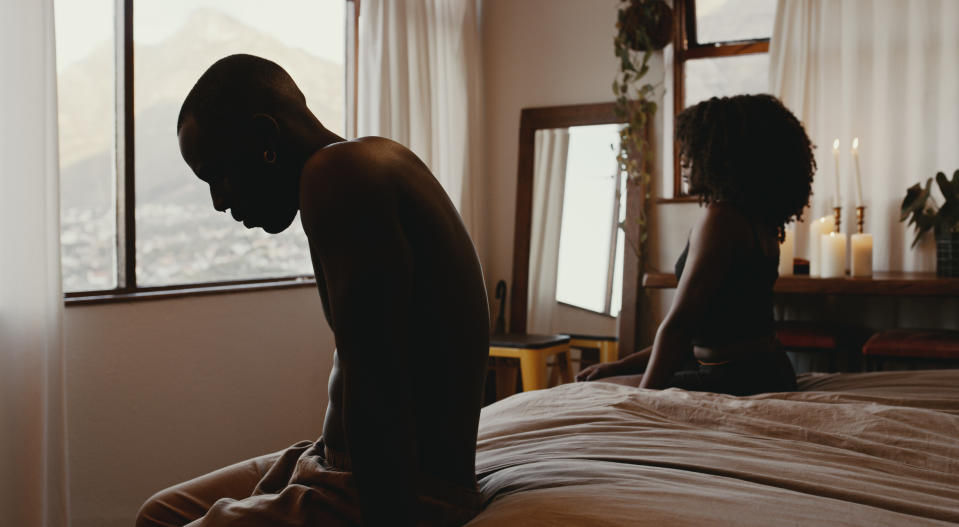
[612,0,671,263]
[613,0,671,347]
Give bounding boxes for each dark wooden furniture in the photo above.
[643,271,959,296]
[509,103,648,358]
[862,329,959,370]
[776,321,871,372]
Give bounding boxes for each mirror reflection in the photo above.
[527,123,627,334]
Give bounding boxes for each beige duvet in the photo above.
[469,370,959,526]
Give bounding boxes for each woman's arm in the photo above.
[576,346,651,381]
[640,204,751,389]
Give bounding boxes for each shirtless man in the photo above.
[136,54,490,526]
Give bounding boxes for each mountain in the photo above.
[57,8,345,211]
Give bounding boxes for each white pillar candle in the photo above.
[778,227,795,276]
[850,233,873,277]
[851,137,864,206]
[832,139,841,207]
[820,232,847,278]
[808,215,836,277]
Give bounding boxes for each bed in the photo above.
[467,370,959,526]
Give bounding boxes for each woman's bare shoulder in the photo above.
[694,202,752,245]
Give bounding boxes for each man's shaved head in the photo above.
[177,54,307,135]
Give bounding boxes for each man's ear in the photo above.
[251,113,280,149]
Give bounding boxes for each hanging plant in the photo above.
[612,0,672,262]
[613,0,671,347]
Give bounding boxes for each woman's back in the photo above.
[673,206,778,348]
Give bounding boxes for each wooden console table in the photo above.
[642,271,959,296]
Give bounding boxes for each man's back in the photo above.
[300,137,490,505]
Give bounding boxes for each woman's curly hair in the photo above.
[676,94,815,241]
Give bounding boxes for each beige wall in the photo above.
[481,0,699,342]
[65,287,333,527]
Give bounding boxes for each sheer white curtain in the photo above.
[527,129,570,335]
[0,0,71,525]
[357,0,485,253]
[769,0,959,272]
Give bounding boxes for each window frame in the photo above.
[64,0,358,305]
[667,0,770,200]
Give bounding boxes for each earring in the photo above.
[263,149,277,164]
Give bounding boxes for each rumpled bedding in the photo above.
[468,370,959,526]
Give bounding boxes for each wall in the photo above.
[482,0,699,341]
[65,287,333,527]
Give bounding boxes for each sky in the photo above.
[55,0,345,70]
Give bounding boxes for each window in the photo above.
[555,124,626,317]
[671,0,775,196]
[55,0,353,298]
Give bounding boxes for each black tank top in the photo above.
[674,225,778,347]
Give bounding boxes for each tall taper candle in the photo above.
[851,137,863,206]
[832,139,841,207]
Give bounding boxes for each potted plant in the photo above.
[900,169,959,277]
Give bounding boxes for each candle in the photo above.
[808,215,836,277]
[778,227,794,276]
[820,232,847,278]
[851,137,863,206]
[851,233,873,277]
[832,139,841,207]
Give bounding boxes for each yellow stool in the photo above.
[489,334,573,391]
[567,334,619,363]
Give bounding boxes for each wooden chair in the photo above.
[489,334,573,392]
[862,329,959,371]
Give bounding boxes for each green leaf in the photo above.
[937,170,959,205]
[937,201,959,234]
[900,179,931,221]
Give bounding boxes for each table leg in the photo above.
[519,353,548,391]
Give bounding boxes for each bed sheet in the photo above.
[468,370,959,526]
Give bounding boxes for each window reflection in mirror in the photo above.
[528,123,626,330]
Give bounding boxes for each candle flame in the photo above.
[832,138,840,151]
[852,137,859,151]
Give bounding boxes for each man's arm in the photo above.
[301,155,418,526]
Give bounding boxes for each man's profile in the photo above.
[136,54,490,527]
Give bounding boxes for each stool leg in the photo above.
[519,352,548,391]
[599,342,618,363]
[562,350,575,384]
[547,356,560,386]
[493,359,519,400]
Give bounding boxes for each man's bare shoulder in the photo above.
[303,136,406,178]
[299,138,402,233]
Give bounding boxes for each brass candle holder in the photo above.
[833,206,842,233]
[856,206,866,234]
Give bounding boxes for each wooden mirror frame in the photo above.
[508,102,649,357]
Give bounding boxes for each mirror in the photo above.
[510,103,646,354]
[526,123,626,333]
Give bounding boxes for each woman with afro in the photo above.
[578,94,814,396]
